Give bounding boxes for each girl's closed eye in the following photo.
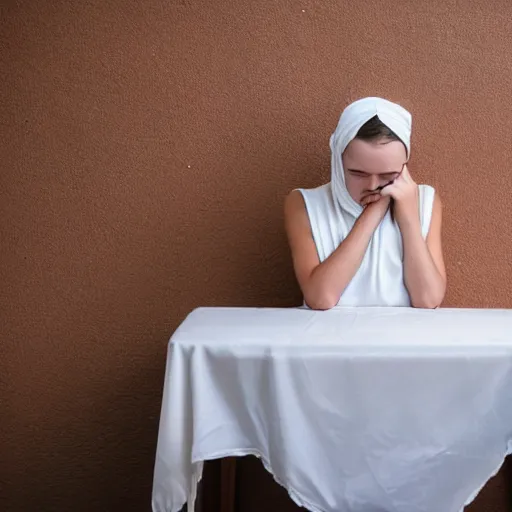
[349,171,368,178]
[380,172,400,181]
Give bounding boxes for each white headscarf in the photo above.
[329,97,412,218]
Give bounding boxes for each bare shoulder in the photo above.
[284,189,320,279]
[433,190,442,208]
[284,189,306,216]
[284,190,310,232]
[419,184,442,228]
[426,189,446,279]
[431,190,442,224]
[420,184,441,209]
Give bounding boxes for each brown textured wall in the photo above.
[2,1,512,511]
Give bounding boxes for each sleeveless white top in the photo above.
[298,183,435,307]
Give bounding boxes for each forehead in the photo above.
[343,139,406,173]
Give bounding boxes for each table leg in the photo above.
[220,457,237,512]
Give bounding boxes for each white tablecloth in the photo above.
[152,307,512,512]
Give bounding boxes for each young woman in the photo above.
[285,97,446,310]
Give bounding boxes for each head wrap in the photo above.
[329,97,412,217]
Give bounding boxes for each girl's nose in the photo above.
[368,174,380,191]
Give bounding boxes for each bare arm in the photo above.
[284,190,389,310]
[400,193,446,308]
[380,166,446,308]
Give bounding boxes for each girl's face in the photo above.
[342,138,407,205]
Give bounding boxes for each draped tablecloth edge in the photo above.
[189,443,512,512]
[193,448,326,512]
[462,440,512,509]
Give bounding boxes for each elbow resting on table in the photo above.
[410,291,444,309]
[304,292,340,311]
[411,299,440,310]
[407,275,446,309]
[307,294,443,310]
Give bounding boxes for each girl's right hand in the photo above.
[361,194,391,223]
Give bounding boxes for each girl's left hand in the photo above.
[380,165,420,227]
